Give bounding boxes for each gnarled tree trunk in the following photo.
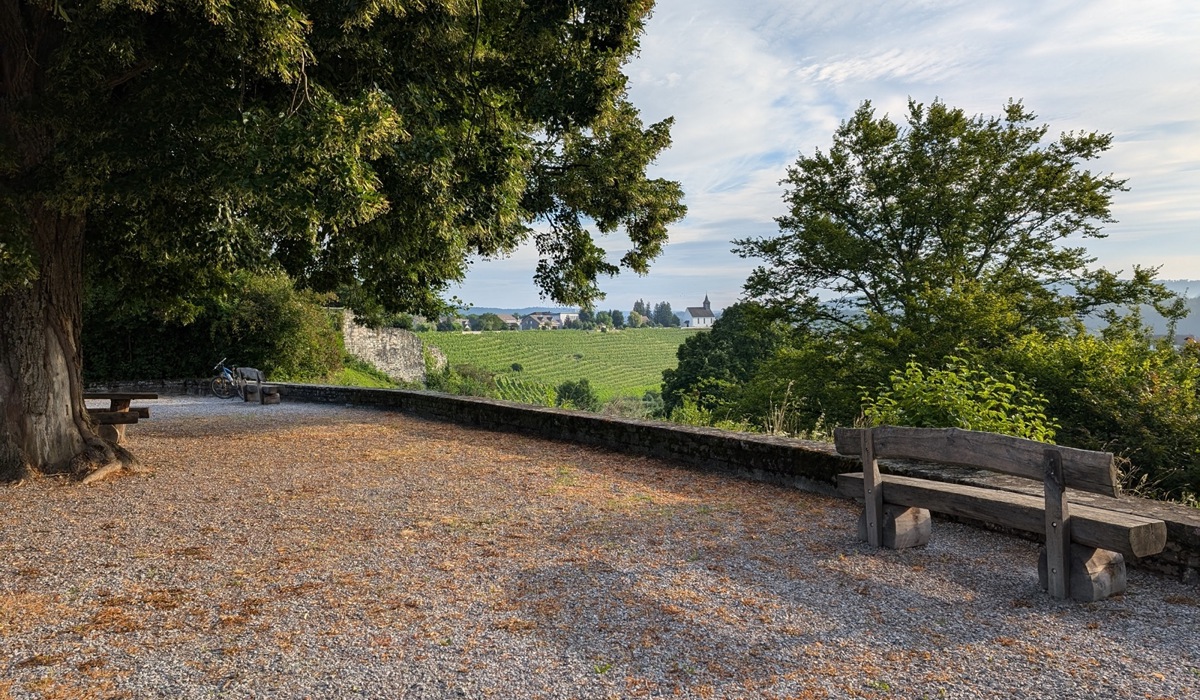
[0,204,112,480]
[1,5,118,480]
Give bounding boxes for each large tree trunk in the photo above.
[0,204,113,481]
[0,5,119,480]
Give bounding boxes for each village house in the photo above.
[519,311,579,330]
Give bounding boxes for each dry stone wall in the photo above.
[339,313,443,384]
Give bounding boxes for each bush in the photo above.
[862,356,1057,443]
[220,272,343,381]
[601,395,651,419]
[661,301,790,417]
[641,389,664,417]
[734,334,890,436]
[997,331,1200,499]
[555,378,600,411]
[448,363,497,397]
[83,270,342,382]
[668,395,754,432]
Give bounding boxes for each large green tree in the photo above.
[0,0,684,479]
[661,301,789,416]
[735,99,1180,364]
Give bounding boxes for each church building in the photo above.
[682,295,716,328]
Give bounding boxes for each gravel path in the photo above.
[2,396,1199,699]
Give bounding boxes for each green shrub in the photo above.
[448,363,497,397]
[83,270,341,382]
[556,378,600,411]
[735,336,889,437]
[601,394,652,419]
[423,348,450,392]
[221,272,343,381]
[641,389,664,417]
[997,331,1200,499]
[668,395,754,432]
[862,356,1057,443]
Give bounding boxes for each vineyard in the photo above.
[417,328,700,401]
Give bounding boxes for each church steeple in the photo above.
[703,294,711,311]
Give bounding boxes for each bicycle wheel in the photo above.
[235,377,246,400]
[211,376,236,399]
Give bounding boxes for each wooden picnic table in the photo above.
[85,392,158,444]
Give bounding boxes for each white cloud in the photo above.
[453,0,1200,310]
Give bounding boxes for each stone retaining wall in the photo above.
[339,313,432,383]
[275,383,853,496]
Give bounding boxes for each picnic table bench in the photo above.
[85,392,158,445]
[834,426,1168,601]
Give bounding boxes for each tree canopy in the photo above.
[7,0,684,315]
[735,99,1180,361]
[0,0,685,478]
[661,302,789,416]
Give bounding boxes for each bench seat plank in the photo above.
[836,472,1166,559]
[84,392,159,401]
[89,411,140,425]
[834,427,1119,497]
[88,406,149,419]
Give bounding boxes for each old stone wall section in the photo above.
[338,312,444,384]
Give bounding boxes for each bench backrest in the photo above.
[834,426,1118,498]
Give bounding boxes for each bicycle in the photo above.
[211,358,246,400]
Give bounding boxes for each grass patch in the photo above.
[293,354,400,388]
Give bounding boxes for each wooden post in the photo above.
[1044,449,1071,600]
[862,427,883,548]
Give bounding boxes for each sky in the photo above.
[451,0,1200,314]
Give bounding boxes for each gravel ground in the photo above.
[2,395,1199,699]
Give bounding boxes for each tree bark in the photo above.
[0,4,119,480]
[0,204,113,480]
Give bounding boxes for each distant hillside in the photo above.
[458,306,577,317]
[1157,279,1200,297]
[1087,280,1200,337]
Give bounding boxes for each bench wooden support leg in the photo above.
[244,383,261,402]
[1044,449,1071,600]
[1039,545,1126,602]
[857,504,932,549]
[97,398,132,445]
[862,428,884,548]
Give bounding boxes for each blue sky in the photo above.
[452,0,1200,313]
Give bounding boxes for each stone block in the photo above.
[1039,544,1126,602]
[858,504,932,549]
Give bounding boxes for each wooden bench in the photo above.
[834,426,1168,601]
[84,392,158,445]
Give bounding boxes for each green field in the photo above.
[417,328,700,401]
